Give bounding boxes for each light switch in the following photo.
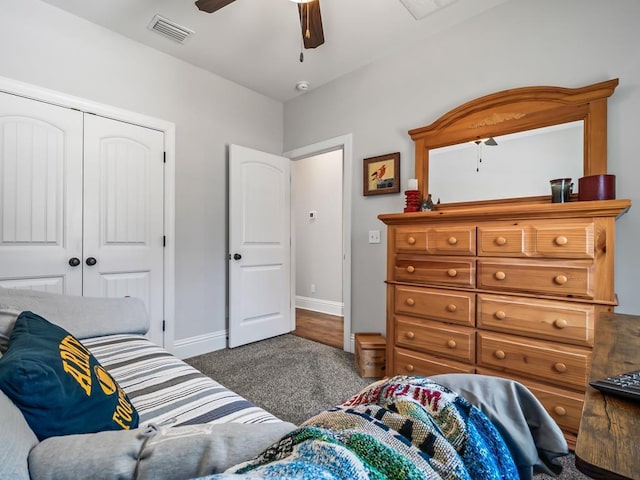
[368,230,381,244]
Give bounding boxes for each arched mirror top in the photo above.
[409,78,619,207]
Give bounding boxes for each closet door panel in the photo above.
[0,92,83,294]
[83,114,164,345]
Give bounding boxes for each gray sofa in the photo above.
[0,288,296,480]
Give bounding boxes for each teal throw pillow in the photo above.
[0,311,138,441]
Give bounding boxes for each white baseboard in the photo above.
[172,329,227,360]
[296,296,344,316]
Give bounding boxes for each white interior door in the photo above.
[229,144,291,348]
[83,114,165,346]
[0,91,83,294]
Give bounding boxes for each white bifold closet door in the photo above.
[0,91,165,346]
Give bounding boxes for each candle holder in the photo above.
[404,190,421,212]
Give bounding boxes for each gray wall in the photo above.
[0,0,283,346]
[284,0,640,335]
[293,151,343,309]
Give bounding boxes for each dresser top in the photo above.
[379,199,631,225]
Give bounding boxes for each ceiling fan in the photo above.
[195,0,325,49]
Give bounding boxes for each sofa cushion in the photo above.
[0,389,39,480]
[0,306,21,353]
[0,311,139,441]
[29,422,297,480]
[0,286,149,339]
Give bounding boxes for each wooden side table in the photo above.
[575,312,640,480]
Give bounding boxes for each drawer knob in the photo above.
[405,331,415,340]
[446,304,457,313]
[553,406,567,416]
[494,271,506,281]
[407,236,416,245]
[495,236,507,246]
[495,310,507,320]
[405,298,415,306]
[407,266,415,273]
[554,318,568,329]
[494,350,506,360]
[554,274,568,285]
[446,340,457,349]
[447,269,458,278]
[554,236,569,246]
[554,362,568,373]
[448,236,458,245]
[405,364,415,372]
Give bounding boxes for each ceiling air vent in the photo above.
[147,14,194,44]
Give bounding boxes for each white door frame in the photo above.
[0,75,176,352]
[284,134,353,352]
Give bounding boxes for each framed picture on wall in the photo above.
[363,152,400,196]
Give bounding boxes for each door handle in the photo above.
[68,257,81,267]
[85,257,97,266]
[233,253,242,261]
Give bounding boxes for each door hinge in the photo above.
[162,320,166,332]
[163,152,166,163]
[163,235,166,247]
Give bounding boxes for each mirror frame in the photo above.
[409,78,619,207]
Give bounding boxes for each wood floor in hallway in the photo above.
[292,308,343,349]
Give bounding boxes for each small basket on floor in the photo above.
[355,333,386,378]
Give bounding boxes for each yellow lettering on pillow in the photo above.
[62,361,92,396]
[112,386,135,429]
[59,335,91,359]
[60,351,91,378]
[59,335,93,395]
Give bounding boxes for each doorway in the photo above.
[284,134,353,352]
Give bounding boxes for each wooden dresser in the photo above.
[379,199,630,447]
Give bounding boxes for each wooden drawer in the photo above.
[394,285,475,326]
[477,294,594,346]
[394,347,475,376]
[395,316,475,362]
[478,225,528,256]
[477,258,594,298]
[394,255,475,287]
[477,331,591,389]
[477,221,595,259]
[395,227,427,253]
[395,225,475,255]
[425,226,476,255]
[533,222,594,259]
[477,367,584,434]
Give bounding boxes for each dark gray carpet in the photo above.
[185,334,588,479]
[185,333,372,425]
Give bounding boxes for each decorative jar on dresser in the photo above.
[380,78,630,448]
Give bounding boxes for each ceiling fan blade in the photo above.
[297,0,325,49]
[195,0,236,14]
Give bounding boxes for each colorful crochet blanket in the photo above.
[203,375,519,479]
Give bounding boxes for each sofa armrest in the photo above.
[0,287,148,339]
[0,389,39,480]
[28,422,297,480]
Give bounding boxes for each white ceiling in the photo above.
[39,0,510,102]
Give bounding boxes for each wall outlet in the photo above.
[310,283,316,293]
[368,230,381,244]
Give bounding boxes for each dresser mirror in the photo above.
[429,121,583,203]
[409,79,619,207]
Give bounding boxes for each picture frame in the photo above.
[363,152,400,196]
